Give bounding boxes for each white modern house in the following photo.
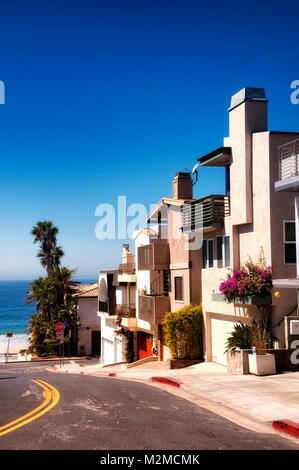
[98,244,136,364]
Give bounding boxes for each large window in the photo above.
[284,221,296,264]
[174,276,183,301]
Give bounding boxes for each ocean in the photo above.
[0,279,96,355]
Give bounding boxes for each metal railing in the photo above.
[182,194,230,232]
[279,139,299,180]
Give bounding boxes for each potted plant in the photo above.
[218,250,273,305]
[248,325,276,376]
[225,322,254,374]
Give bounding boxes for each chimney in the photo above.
[229,87,268,133]
[121,243,134,266]
[172,172,193,200]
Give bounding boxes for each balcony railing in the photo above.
[138,294,170,324]
[118,263,135,274]
[138,241,169,271]
[279,139,299,180]
[115,304,136,318]
[182,194,230,232]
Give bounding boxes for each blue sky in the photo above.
[0,0,299,280]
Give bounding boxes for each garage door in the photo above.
[102,338,114,365]
[115,338,122,363]
[211,317,236,366]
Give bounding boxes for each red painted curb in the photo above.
[151,376,183,388]
[273,420,299,439]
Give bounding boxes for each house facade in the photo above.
[72,283,100,356]
[98,244,136,364]
[119,173,202,361]
[183,87,299,365]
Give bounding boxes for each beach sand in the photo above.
[0,334,29,353]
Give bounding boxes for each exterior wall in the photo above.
[201,100,299,362]
[77,298,100,355]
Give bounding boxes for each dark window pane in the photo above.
[208,240,214,268]
[285,243,296,264]
[175,276,183,301]
[202,239,207,268]
[285,222,296,242]
[217,237,223,259]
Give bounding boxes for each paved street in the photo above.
[0,362,298,450]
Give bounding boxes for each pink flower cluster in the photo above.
[219,265,272,302]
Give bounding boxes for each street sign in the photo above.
[6,332,13,337]
[56,331,64,343]
[55,322,65,333]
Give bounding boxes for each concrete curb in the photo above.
[151,376,183,388]
[273,420,299,439]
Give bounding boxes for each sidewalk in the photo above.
[47,359,299,434]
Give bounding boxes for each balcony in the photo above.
[118,263,135,274]
[275,139,299,192]
[138,294,170,324]
[182,194,230,233]
[115,304,136,318]
[118,263,136,283]
[138,241,169,271]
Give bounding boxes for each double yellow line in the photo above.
[0,379,60,437]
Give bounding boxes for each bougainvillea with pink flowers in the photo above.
[219,264,272,302]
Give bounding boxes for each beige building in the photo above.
[129,86,299,367]
[72,283,100,356]
[125,172,202,361]
[183,87,299,365]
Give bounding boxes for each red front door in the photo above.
[137,332,153,360]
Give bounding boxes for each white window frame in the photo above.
[216,235,231,269]
[283,220,296,265]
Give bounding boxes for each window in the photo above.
[202,239,207,268]
[203,239,214,268]
[284,221,296,264]
[208,239,214,268]
[216,236,223,268]
[216,235,231,268]
[174,276,183,301]
[224,236,230,267]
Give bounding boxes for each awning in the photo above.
[198,147,231,167]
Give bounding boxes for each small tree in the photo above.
[162,304,203,359]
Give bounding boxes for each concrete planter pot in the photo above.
[227,349,252,374]
[211,293,272,305]
[248,353,276,376]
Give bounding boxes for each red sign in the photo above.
[56,331,64,343]
[55,322,65,332]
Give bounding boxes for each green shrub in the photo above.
[224,322,252,352]
[162,304,203,359]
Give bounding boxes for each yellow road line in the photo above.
[0,379,60,437]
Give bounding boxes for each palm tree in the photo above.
[31,221,64,272]
[25,276,54,322]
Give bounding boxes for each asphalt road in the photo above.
[0,361,298,451]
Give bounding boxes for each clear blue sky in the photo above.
[0,0,299,280]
